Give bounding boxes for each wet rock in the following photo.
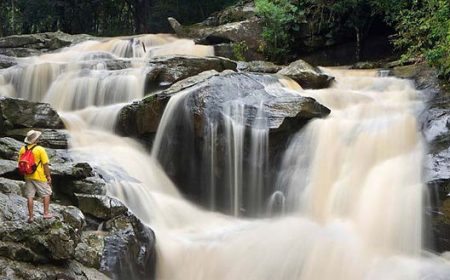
[101,213,156,280]
[5,128,69,149]
[277,59,334,89]
[0,54,17,69]
[399,63,450,252]
[0,97,64,132]
[75,194,128,220]
[117,70,221,138]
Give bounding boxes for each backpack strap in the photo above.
[24,145,41,167]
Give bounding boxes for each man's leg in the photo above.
[43,195,51,218]
[23,180,35,222]
[27,197,34,222]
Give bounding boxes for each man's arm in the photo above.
[43,163,52,185]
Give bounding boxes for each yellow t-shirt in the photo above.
[18,144,49,182]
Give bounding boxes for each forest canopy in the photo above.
[0,0,449,77]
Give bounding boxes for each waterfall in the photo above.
[1,33,449,280]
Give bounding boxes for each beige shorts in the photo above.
[23,180,52,198]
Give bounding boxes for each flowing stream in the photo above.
[1,35,450,279]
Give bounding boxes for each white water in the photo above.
[1,33,449,279]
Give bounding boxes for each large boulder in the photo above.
[277,59,334,89]
[117,70,329,210]
[146,55,237,90]
[0,192,85,262]
[0,31,96,57]
[168,16,263,60]
[0,97,64,133]
[73,194,156,279]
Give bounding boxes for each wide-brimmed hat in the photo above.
[24,130,42,144]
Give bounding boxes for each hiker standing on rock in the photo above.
[18,130,53,223]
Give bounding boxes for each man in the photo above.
[18,130,53,223]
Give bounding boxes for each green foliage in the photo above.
[232,41,249,61]
[393,0,450,77]
[255,0,303,62]
[0,0,238,36]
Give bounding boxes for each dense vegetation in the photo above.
[0,0,448,77]
[255,0,449,77]
[0,0,235,36]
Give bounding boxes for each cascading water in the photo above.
[0,32,449,280]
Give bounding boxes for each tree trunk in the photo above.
[355,26,361,62]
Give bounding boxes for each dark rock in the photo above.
[0,97,64,132]
[277,59,334,89]
[0,48,42,58]
[75,194,128,220]
[101,213,156,280]
[397,63,450,252]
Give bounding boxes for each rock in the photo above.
[0,257,111,280]
[202,0,256,26]
[0,159,18,178]
[168,15,263,53]
[75,231,105,268]
[117,70,221,138]
[147,55,237,89]
[198,18,263,49]
[101,213,156,280]
[277,59,334,89]
[0,97,64,132]
[5,128,69,149]
[0,54,17,69]
[238,60,283,73]
[0,177,23,195]
[75,194,128,220]
[0,31,96,57]
[117,70,329,206]
[0,193,84,262]
[398,63,450,252]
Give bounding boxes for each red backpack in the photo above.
[18,145,40,175]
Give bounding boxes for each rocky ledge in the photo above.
[393,63,450,252]
[0,97,156,280]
